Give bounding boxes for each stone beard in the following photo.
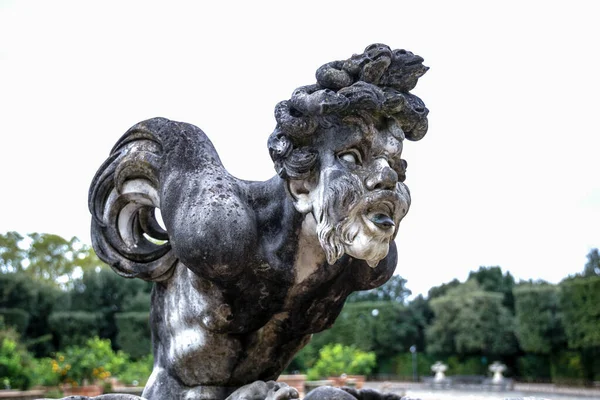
[311,122,411,268]
[317,173,410,267]
[88,44,428,400]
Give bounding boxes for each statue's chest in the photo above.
[161,263,289,334]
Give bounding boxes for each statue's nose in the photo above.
[365,160,398,191]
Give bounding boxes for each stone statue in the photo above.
[86,44,428,400]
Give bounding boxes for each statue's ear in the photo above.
[288,179,317,214]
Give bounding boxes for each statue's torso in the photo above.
[151,235,351,388]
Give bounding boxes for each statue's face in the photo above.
[289,116,411,267]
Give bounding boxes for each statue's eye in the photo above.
[339,150,362,165]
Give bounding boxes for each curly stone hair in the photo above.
[268,43,429,180]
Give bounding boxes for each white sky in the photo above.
[1,1,599,298]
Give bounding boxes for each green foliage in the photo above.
[306,344,376,380]
[115,354,153,386]
[427,278,461,300]
[115,312,151,360]
[29,357,60,386]
[123,291,152,312]
[0,232,25,273]
[445,355,488,376]
[405,295,433,352]
[0,324,33,390]
[0,271,62,356]
[583,248,600,277]
[347,275,412,304]
[513,283,565,354]
[25,233,81,283]
[559,276,600,384]
[301,301,419,374]
[1,231,153,357]
[48,311,101,348]
[51,337,128,386]
[0,308,29,335]
[0,231,108,288]
[70,265,150,315]
[426,280,516,357]
[3,231,599,386]
[468,266,515,311]
[68,266,152,346]
[285,342,316,373]
[517,355,551,381]
[392,352,435,380]
[30,357,60,386]
[560,276,600,349]
[550,351,586,384]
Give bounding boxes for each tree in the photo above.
[583,248,600,277]
[560,276,600,383]
[1,232,102,289]
[426,280,517,357]
[468,266,515,311]
[346,275,411,304]
[406,294,434,353]
[292,301,419,374]
[561,277,600,349]
[0,272,62,357]
[115,312,151,360]
[513,283,565,354]
[68,266,152,348]
[25,233,94,286]
[0,232,25,273]
[1,232,153,355]
[48,312,101,349]
[427,278,460,300]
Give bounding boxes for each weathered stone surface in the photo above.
[85,44,428,400]
[42,395,144,400]
[305,387,410,400]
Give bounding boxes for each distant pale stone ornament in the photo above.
[85,44,429,400]
[489,361,506,384]
[431,362,448,382]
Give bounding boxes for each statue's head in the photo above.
[268,44,428,267]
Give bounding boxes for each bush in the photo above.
[560,277,600,349]
[115,354,153,386]
[445,355,488,376]
[51,337,128,387]
[0,270,62,357]
[48,311,101,349]
[0,327,33,390]
[30,357,60,387]
[0,308,30,335]
[550,351,585,385]
[393,352,435,380]
[513,284,564,354]
[299,301,419,374]
[306,344,376,380]
[517,354,551,382]
[115,312,151,360]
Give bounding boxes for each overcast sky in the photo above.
[1,1,598,297]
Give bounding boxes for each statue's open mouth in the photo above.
[362,199,398,235]
[369,212,395,230]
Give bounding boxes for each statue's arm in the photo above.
[157,120,259,280]
[88,117,256,282]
